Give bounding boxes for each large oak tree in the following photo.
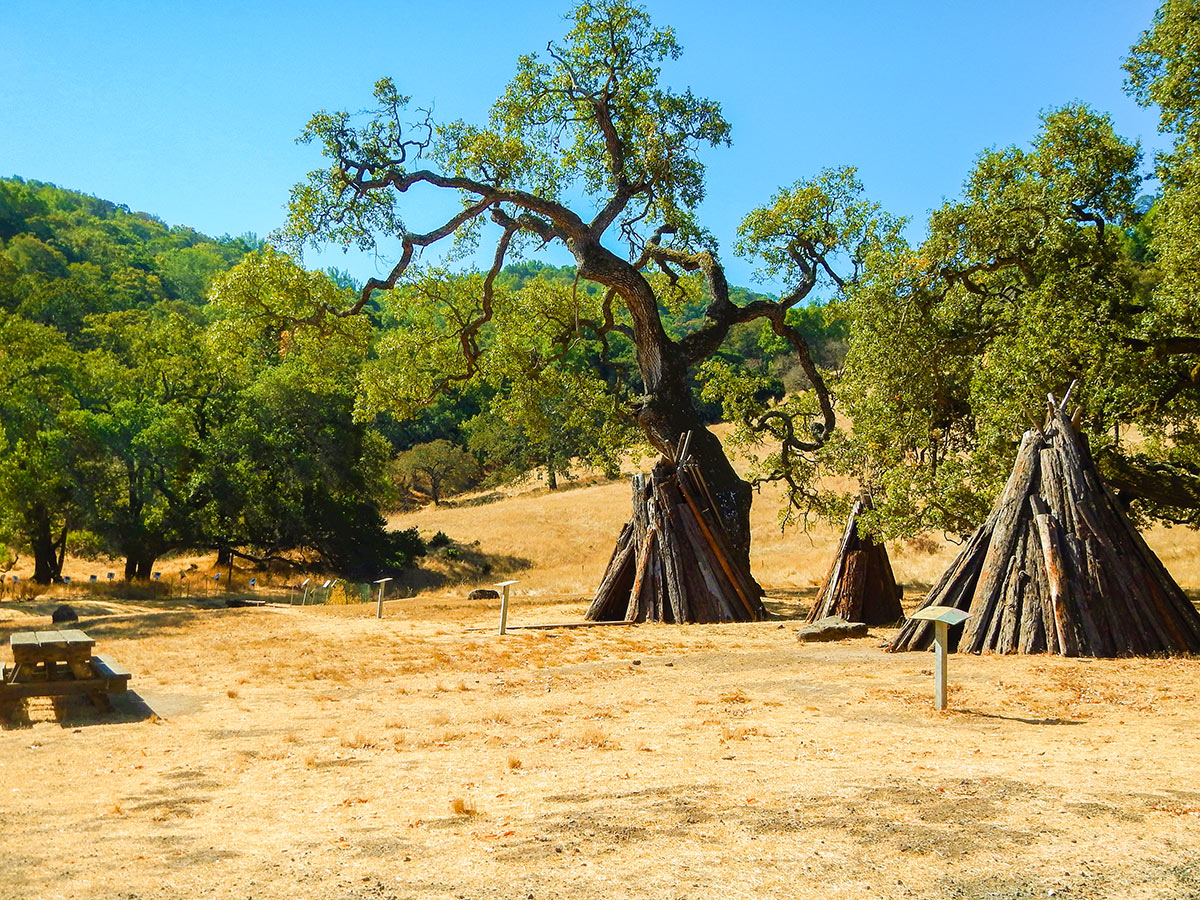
[281,0,878,568]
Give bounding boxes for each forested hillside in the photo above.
[0,178,423,583]
[0,177,255,328]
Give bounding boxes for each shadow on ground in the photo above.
[395,542,534,595]
[761,588,816,621]
[955,708,1087,726]
[2,689,160,730]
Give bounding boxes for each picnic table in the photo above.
[1,629,130,711]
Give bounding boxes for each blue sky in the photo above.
[1,1,1166,292]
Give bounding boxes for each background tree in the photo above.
[832,104,1200,536]
[206,250,427,575]
[0,312,82,582]
[393,440,481,506]
[71,307,226,579]
[1121,0,1200,519]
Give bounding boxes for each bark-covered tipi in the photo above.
[586,442,766,623]
[807,495,903,625]
[890,391,1200,656]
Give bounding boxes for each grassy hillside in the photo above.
[385,424,1200,607]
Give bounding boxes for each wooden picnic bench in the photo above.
[1,630,131,711]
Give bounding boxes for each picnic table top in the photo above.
[11,629,94,648]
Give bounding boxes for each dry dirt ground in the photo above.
[3,589,1200,900]
[3,466,1200,900]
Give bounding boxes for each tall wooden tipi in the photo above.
[890,393,1200,656]
[586,454,766,624]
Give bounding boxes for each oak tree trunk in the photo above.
[30,508,66,584]
[124,551,159,582]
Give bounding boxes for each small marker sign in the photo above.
[907,606,972,711]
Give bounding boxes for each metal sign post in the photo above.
[374,577,393,619]
[907,606,972,711]
[494,581,519,635]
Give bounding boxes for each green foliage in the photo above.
[1125,1,1200,325]
[736,167,902,302]
[360,269,640,487]
[1126,0,1200,144]
[459,0,730,245]
[834,103,1200,535]
[68,306,226,576]
[1115,0,1200,525]
[0,179,420,579]
[0,177,257,578]
[281,0,733,258]
[206,254,434,573]
[0,311,82,578]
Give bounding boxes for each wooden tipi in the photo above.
[807,495,903,625]
[890,391,1200,656]
[585,452,766,624]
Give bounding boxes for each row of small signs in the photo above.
[5,572,259,584]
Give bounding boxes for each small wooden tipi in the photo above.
[585,454,766,624]
[890,391,1200,656]
[807,495,903,625]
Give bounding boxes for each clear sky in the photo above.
[0,1,1166,292]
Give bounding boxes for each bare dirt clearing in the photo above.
[3,586,1200,900]
[4,457,1200,899]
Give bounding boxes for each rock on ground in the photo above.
[51,604,79,624]
[796,615,868,642]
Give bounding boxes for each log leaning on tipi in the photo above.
[890,391,1200,656]
[807,495,904,625]
[585,452,767,624]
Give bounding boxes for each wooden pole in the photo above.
[495,581,518,635]
[933,621,948,711]
[374,578,393,619]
